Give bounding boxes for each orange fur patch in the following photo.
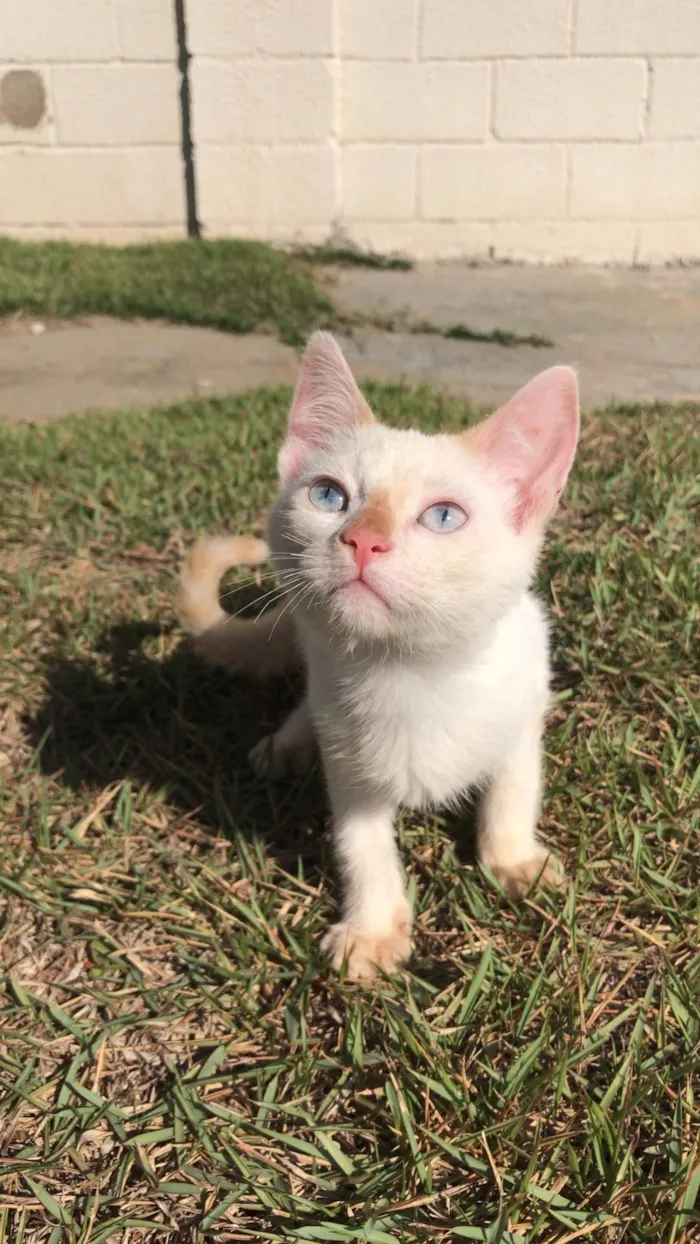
[346,488,396,540]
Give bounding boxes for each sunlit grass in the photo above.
[0,386,698,1242]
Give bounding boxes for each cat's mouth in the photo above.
[335,575,390,609]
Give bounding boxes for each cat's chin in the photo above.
[328,578,397,638]
[339,578,390,609]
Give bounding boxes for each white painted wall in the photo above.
[0,0,186,240]
[2,0,700,262]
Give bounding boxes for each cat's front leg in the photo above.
[321,771,411,979]
[248,696,316,779]
[477,713,565,899]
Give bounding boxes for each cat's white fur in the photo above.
[179,331,579,978]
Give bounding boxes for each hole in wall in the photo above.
[0,69,46,129]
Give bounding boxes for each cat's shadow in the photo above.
[26,611,481,899]
[26,615,329,874]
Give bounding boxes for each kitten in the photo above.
[178,331,579,978]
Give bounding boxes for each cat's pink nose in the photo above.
[340,527,392,570]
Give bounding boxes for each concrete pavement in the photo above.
[1,263,698,422]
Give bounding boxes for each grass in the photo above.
[0,384,698,1243]
[440,323,553,348]
[0,236,550,351]
[0,237,335,347]
[360,316,553,349]
[293,245,413,271]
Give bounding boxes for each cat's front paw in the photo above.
[482,847,566,900]
[248,733,313,780]
[321,905,412,979]
[248,735,282,779]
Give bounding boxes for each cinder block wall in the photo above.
[0,0,186,239]
[2,0,700,262]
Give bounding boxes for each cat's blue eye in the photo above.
[309,478,348,513]
[417,502,468,533]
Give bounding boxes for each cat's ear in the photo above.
[467,366,579,531]
[278,331,375,482]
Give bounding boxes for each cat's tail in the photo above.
[177,534,299,678]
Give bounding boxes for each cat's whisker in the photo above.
[215,565,308,604]
[267,576,319,639]
[219,575,307,625]
[251,574,314,619]
[278,530,306,549]
[217,577,272,602]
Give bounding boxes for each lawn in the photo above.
[0,385,698,1243]
[0,237,550,351]
[0,237,335,346]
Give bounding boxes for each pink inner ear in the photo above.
[278,331,375,483]
[467,366,579,531]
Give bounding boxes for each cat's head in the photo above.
[268,332,579,652]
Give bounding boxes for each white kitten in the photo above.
[178,331,579,978]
